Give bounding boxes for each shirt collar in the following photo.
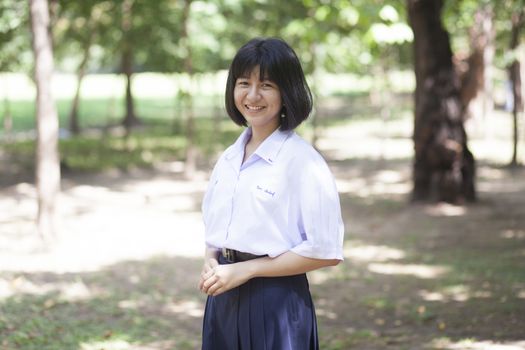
[225,127,291,165]
[225,128,251,160]
[254,128,291,165]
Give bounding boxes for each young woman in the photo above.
[199,37,344,350]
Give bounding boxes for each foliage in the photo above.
[0,0,522,78]
[0,0,31,72]
[443,0,525,70]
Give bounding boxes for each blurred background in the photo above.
[0,0,524,349]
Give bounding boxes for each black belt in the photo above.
[221,248,265,263]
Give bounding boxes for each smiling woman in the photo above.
[198,38,345,350]
[233,68,282,138]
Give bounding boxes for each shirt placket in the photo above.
[224,156,259,242]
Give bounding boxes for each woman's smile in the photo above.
[234,66,282,131]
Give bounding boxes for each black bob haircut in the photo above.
[225,37,313,131]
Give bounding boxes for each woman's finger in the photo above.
[207,281,223,296]
[202,274,218,290]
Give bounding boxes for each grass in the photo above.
[0,92,413,174]
[1,118,240,173]
[0,257,205,350]
[1,81,524,349]
[1,97,224,133]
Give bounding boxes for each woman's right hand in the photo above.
[198,251,219,291]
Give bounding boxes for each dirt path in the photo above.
[1,133,524,349]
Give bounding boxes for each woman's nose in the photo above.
[246,85,260,100]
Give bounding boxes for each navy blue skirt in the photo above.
[202,255,319,350]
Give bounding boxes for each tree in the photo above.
[120,0,140,131]
[29,0,61,239]
[407,0,476,203]
[181,0,196,178]
[508,6,524,167]
[53,0,106,135]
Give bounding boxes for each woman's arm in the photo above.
[200,251,340,296]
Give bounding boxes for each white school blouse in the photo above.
[202,127,344,260]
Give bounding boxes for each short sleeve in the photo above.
[290,155,344,260]
[201,162,219,221]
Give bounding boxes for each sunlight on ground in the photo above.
[336,177,411,197]
[368,263,449,279]
[80,339,134,350]
[501,229,525,240]
[314,298,339,320]
[165,300,204,318]
[0,275,97,301]
[319,120,414,161]
[419,285,492,302]
[343,242,406,262]
[315,307,338,320]
[424,203,467,217]
[0,173,208,273]
[308,266,341,285]
[430,338,525,350]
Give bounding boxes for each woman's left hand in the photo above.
[200,263,251,296]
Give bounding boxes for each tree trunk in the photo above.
[509,9,524,167]
[408,0,476,203]
[120,0,140,132]
[181,0,196,179]
[121,47,139,130]
[460,4,495,124]
[309,43,320,148]
[29,0,61,240]
[69,35,93,135]
[3,76,13,142]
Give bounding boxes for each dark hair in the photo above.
[225,37,313,131]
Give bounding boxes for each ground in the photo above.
[0,117,524,350]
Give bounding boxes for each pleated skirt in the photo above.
[202,255,319,350]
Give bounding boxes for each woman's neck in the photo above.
[250,122,279,145]
[243,124,279,163]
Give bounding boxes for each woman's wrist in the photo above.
[241,257,268,279]
[205,247,219,260]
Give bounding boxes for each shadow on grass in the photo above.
[0,256,206,350]
[316,164,525,349]
[1,145,524,349]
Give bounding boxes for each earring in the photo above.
[280,106,286,118]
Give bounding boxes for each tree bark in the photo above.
[509,9,524,167]
[120,0,140,132]
[181,0,196,179]
[2,76,13,142]
[310,42,320,148]
[68,33,93,135]
[29,0,61,240]
[459,4,495,121]
[408,0,476,203]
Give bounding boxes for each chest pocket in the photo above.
[251,170,286,206]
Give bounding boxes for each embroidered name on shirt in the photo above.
[256,185,275,197]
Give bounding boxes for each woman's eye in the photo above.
[237,81,249,86]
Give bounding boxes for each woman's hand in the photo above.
[198,256,219,291]
[198,250,340,296]
[199,263,251,296]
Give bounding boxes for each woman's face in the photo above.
[234,66,282,132]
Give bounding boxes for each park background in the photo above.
[1,0,524,349]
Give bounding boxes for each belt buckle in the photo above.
[222,248,235,262]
